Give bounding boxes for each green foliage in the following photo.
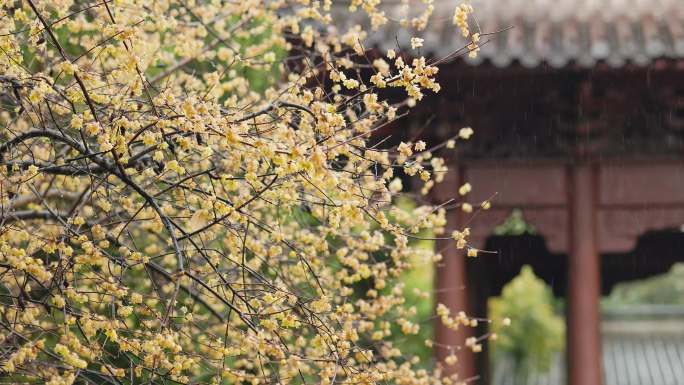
[385,197,435,367]
[606,263,684,305]
[493,209,536,236]
[489,266,564,375]
[393,243,434,367]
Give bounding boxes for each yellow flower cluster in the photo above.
[453,2,474,38]
[0,0,487,383]
[1,243,52,281]
[2,339,44,373]
[54,343,88,369]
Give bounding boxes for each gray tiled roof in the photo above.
[335,0,684,68]
[603,335,684,385]
[493,335,684,385]
[491,307,684,385]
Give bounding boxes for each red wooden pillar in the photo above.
[567,164,602,385]
[432,167,476,381]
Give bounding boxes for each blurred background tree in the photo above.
[489,266,565,378]
[606,262,684,305]
[493,209,536,236]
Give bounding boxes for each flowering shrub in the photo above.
[0,0,488,384]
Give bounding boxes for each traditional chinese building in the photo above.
[346,0,684,384]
